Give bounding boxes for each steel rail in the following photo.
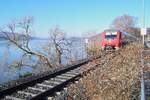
[0,51,112,100]
[0,58,89,99]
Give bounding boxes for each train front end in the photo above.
[101,30,121,50]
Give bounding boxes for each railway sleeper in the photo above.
[17,91,36,97]
[44,80,61,85]
[61,73,78,77]
[50,78,66,82]
[23,88,41,94]
[28,87,46,92]
[10,92,32,100]
[34,84,50,90]
[54,76,71,82]
[36,83,54,89]
[66,71,80,75]
[56,75,72,79]
[5,96,24,100]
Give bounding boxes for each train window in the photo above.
[105,35,117,40]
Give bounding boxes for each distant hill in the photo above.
[68,37,85,42]
[0,32,87,44]
[0,32,38,41]
[88,33,101,42]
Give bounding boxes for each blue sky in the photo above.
[0,0,149,37]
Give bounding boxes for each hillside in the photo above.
[66,43,142,100]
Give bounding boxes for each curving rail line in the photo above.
[0,59,91,100]
[0,50,114,100]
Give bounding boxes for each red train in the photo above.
[100,30,122,50]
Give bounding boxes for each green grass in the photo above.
[19,72,33,78]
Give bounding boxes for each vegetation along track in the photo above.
[141,48,150,100]
[0,50,114,100]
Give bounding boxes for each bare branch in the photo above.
[0,17,53,71]
[49,26,70,65]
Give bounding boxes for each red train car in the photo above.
[101,30,122,50]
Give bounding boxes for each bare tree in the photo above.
[49,27,71,66]
[111,14,140,37]
[82,31,101,57]
[0,17,53,73]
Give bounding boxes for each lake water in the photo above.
[0,39,87,83]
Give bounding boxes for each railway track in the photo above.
[141,48,150,100]
[0,59,90,100]
[0,51,114,100]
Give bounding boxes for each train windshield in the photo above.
[105,35,117,39]
[105,32,117,40]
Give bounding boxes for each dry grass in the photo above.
[67,43,143,100]
[86,42,101,58]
